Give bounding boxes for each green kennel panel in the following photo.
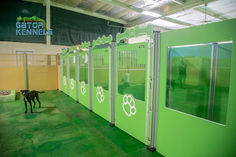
[91,35,112,121]
[157,19,236,157]
[115,25,154,144]
[61,51,68,95]
[92,48,110,121]
[68,48,77,100]
[115,42,149,143]
[78,42,90,109]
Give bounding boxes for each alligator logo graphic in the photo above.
[70,78,74,89]
[122,94,136,117]
[16,16,47,31]
[96,86,104,103]
[81,81,86,95]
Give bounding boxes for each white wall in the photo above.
[0,41,69,54]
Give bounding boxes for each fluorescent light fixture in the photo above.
[142,11,161,18]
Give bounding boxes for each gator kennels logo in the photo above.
[16,16,52,36]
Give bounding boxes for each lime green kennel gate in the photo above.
[115,25,158,146]
[91,35,112,122]
[77,42,90,109]
[68,47,77,100]
[61,49,69,95]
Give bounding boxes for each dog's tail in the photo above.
[38,91,45,94]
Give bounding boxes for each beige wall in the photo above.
[0,41,69,54]
[0,41,68,91]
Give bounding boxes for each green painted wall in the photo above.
[156,19,236,157]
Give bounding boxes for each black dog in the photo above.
[20,90,44,113]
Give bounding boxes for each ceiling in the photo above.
[25,0,236,31]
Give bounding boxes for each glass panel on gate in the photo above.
[79,54,88,84]
[93,53,109,90]
[63,57,67,77]
[69,55,76,80]
[118,50,146,101]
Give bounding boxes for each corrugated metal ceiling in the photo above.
[26,0,236,31]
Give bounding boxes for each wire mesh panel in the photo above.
[27,54,58,91]
[92,48,110,121]
[68,53,76,100]
[115,42,150,144]
[78,51,89,108]
[0,54,25,92]
[61,54,67,94]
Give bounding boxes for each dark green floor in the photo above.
[0,91,163,157]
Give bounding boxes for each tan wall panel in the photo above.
[0,67,25,92]
[58,65,61,90]
[28,66,58,91]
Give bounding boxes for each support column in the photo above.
[88,46,93,111]
[110,41,116,126]
[75,52,79,102]
[66,51,70,96]
[45,0,51,45]
[60,54,63,92]
[23,53,28,90]
[148,31,160,152]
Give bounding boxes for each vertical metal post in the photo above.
[60,54,63,91]
[145,40,151,145]
[45,0,51,45]
[89,46,93,111]
[66,52,70,96]
[167,48,173,107]
[75,52,79,102]
[109,47,112,123]
[23,53,28,90]
[148,31,160,152]
[110,41,116,126]
[208,43,218,120]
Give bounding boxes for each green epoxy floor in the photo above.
[0,91,163,157]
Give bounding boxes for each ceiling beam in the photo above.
[23,0,127,24]
[128,0,216,27]
[50,1,127,24]
[114,10,130,18]
[88,1,105,12]
[97,0,142,13]
[194,6,228,20]
[102,4,114,12]
[127,14,142,21]
[172,0,227,20]
[113,0,139,18]
[161,17,192,26]
[97,0,193,27]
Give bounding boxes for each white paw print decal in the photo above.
[81,81,86,95]
[96,86,104,103]
[122,95,136,117]
[63,76,67,86]
[70,78,74,89]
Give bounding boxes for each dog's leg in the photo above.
[36,94,41,108]
[32,98,36,108]
[29,101,33,113]
[24,101,28,113]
